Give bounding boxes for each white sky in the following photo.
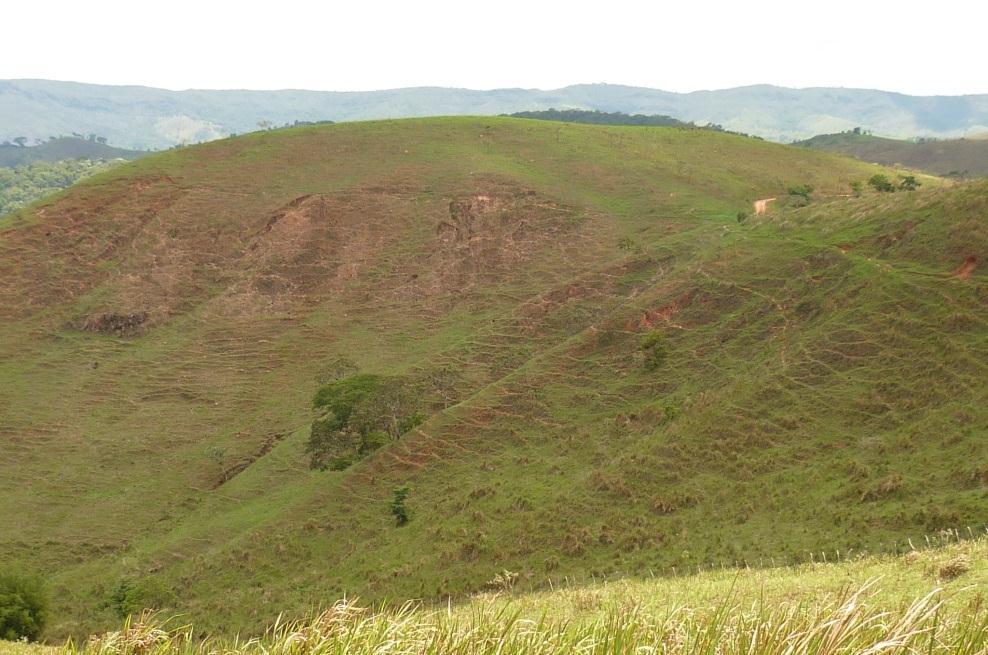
[3,0,986,95]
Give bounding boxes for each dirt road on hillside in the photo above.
[753,198,776,215]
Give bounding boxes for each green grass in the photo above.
[0,117,984,639]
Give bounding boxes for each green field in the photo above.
[0,117,984,639]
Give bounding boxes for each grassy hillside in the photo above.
[796,131,988,177]
[0,117,984,639]
[4,536,986,653]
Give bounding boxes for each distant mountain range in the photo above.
[2,79,988,148]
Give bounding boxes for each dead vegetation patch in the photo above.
[429,186,584,295]
[81,311,150,336]
[0,176,182,320]
[631,290,695,331]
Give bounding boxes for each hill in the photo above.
[4,79,988,147]
[0,137,147,168]
[0,118,985,639]
[4,536,986,652]
[796,131,988,177]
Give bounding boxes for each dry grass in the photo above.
[48,583,987,655]
[4,538,986,654]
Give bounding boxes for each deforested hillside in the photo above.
[0,117,984,638]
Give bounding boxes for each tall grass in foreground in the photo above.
[71,582,988,655]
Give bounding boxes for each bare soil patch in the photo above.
[954,256,977,280]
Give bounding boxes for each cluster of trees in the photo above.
[506,109,763,139]
[0,159,119,217]
[787,184,814,202]
[868,173,920,192]
[508,109,691,127]
[254,118,335,132]
[305,372,426,471]
[1,133,109,148]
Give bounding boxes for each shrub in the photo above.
[617,236,638,251]
[868,174,897,193]
[390,486,410,526]
[0,572,48,641]
[898,175,920,191]
[936,557,970,581]
[103,577,177,619]
[736,210,748,224]
[482,570,519,592]
[850,181,863,197]
[640,331,668,370]
[860,474,904,501]
[787,184,814,200]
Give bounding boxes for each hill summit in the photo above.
[1,117,985,637]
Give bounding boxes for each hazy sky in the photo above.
[3,0,986,95]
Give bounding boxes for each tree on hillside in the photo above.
[0,572,48,641]
[868,174,897,193]
[898,175,920,191]
[306,373,425,470]
[390,486,411,526]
